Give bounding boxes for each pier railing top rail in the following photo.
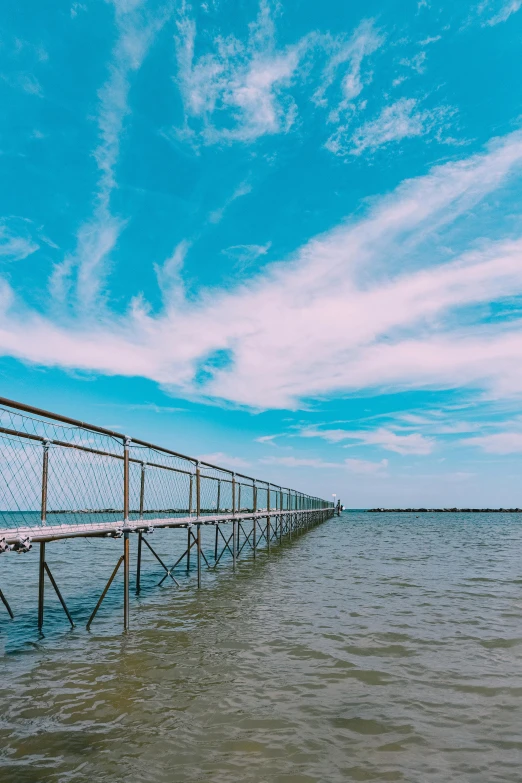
[0,397,332,537]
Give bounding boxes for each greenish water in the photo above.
[1,512,521,782]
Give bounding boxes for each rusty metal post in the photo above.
[41,439,50,525]
[278,487,283,544]
[253,480,257,559]
[232,518,237,571]
[196,462,201,518]
[136,461,145,594]
[232,473,237,570]
[267,484,270,554]
[123,437,130,524]
[197,523,202,587]
[38,439,50,630]
[0,588,14,620]
[237,482,241,553]
[136,531,143,594]
[38,540,45,631]
[123,437,130,630]
[123,531,130,630]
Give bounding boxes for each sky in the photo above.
[1,0,522,507]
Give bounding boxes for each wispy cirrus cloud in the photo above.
[327,97,454,156]
[223,242,272,271]
[0,219,39,261]
[313,19,384,122]
[199,451,251,469]
[480,0,521,25]
[175,0,304,144]
[51,0,171,312]
[2,130,522,411]
[261,455,389,473]
[300,426,434,455]
[461,431,522,453]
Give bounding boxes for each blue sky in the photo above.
[1,0,522,506]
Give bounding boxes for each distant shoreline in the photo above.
[366,508,522,513]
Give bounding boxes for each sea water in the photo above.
[0,511,521,782]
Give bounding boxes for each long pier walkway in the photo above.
[0,397,335,633]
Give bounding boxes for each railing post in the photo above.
[136,461,146,595]
[196,462,201,518]
[123,437,131,631]
[267,483,270,554]
[38,439,50,630]
[232,473,237,570]
[197,523,202,587]
[38,540,45,631]
[253,480,257,559]
[237,482,241,553]
[41,439,50,525]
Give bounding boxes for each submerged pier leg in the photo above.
[36,541,74,631]
[186,527,191,572]
[214,523,219,561]
[197,524,202,588]
[0,587,14,619]
[38,542,45,631]
[123,531,130,631]
[253,518,257,559]
[136,531,142,594]
[232,519,237,570]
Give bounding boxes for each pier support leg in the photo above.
[232,519,237,571]
[267,518,270,554]
[0,587,14,619]
[214,524,219,561]
[87,554,124,630]
[253,519,257,559]
[136,531,142,594]
[38,542,45,631]
[36,541,74,631]
[186,527,191,573]
[123,531,130,631]
[197,524,202,588]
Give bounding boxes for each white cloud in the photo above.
[208,182,252,224]
[399,51,427,74]
[261,455,338,468]
[482,0,521,25]
[461,432,522,453]
[261,455,389,473]
[155,239,190,306]
[3,130,522,411]
[255,434,279,444]
[199,451,251,469]
[313,20,384,122]
[223,242,272,270]
[175,0,304,144]
[327,97,453,156]
[0,220,39,261]
[345,457,388,474]
[300,426,434,455]
[52,0,170,311]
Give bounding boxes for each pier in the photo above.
[0,397,335,633]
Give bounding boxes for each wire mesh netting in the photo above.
[0,400,331,536]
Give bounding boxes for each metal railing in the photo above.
[0,396,333,543]
[0,397,336,634]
